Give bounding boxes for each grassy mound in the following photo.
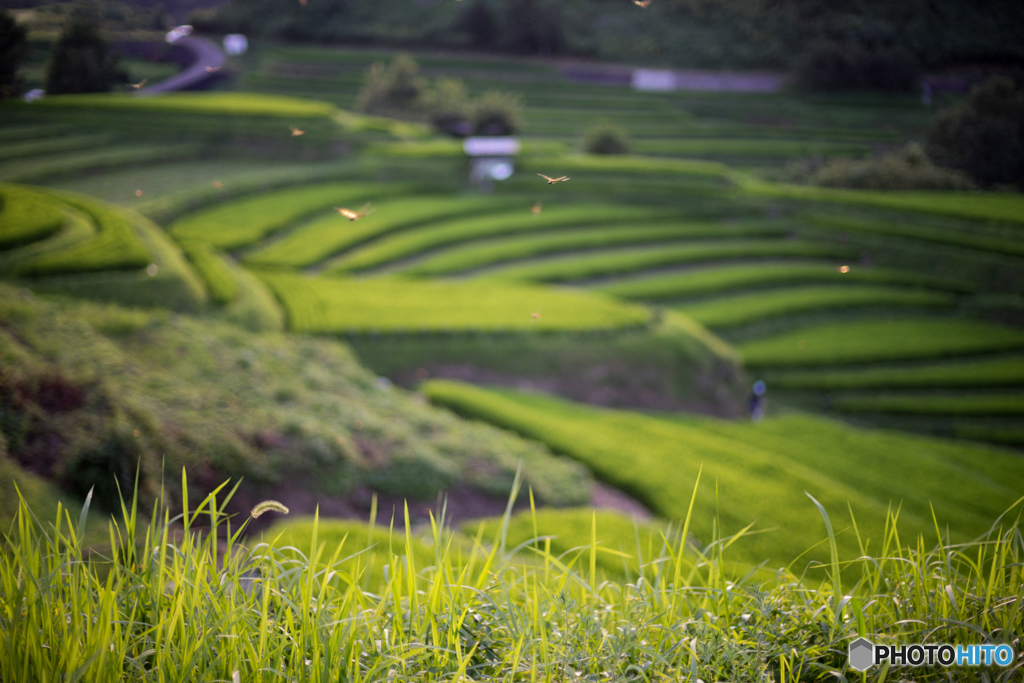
[260,273,652,333]
[423,380,1024,568]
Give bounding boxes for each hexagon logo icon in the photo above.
[849,638,875,672]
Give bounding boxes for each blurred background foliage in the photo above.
[188,0,1024,74]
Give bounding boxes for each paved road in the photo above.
[136,35,226,95]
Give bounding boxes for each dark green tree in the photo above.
[45,18,127,95]
[0,8,28,99]
[926,76,1024,187]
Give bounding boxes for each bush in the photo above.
[925,76,1024,188]
[0,8,27,99]
[583,121,630,155]
[809,143,974,191]
[795,39,920,93]
[355,54,425,119]
[421,77,471,137]
[45,19,127,94]
[470,89,523,136]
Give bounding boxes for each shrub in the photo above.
[795,39,919,93]
[421,77,471,136]
[355,54,425,119]
[470,89,523,136]
[583,121,630,155]
[925,76,1024,188]
[0,8,27,99]
[44,19,127,94]
[810,143,974,191]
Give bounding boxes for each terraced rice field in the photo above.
[3,46,1023,450]
[423,380,1024,566]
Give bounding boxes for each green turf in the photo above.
[243,195,517,269]
[676,285,956,329]
[169,182,388,250]
[465,508,674,579]
[592,262,973,301]
[0,185,66,249]
[739,318,1024,367]
[423,380,1024,566]
[832,393,1024,415]
[766,355,1024,390]
[325,204,667,273]
[260,272,652,333]
[399,221,790,277]
[485,240,856,283]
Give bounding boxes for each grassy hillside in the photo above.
[0,285,591,526]
[423,380,1024,569]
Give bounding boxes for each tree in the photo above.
[0,8,28,99]
[926,76,1024,187]
[45,19,127,95]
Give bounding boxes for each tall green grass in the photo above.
[0,133,111,162]
[739,318,1024,367]
[260,272,652,333]
[677,285,956,329]
[1,476,1020,682]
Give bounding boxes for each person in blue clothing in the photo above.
[749,380,766,422]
